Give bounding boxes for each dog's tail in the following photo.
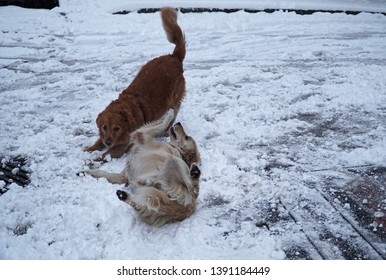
[161,7,186,61]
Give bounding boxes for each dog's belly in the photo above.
[125,149,171,180]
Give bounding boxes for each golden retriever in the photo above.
[85,7,186,159]
[81,109,201,227]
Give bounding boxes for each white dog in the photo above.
[81,109,201,226]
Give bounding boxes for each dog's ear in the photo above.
[117,111,129,131]
[183,149,201,167]
[118,110,128,122]
[118,110,137,130]
[96,113,103,127]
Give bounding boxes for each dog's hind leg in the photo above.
[81,169,127,185]
[154,156,194,206]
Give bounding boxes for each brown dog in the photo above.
[85,7,186,159]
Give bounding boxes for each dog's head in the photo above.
[96,110,131,148]
[169,122,200,166]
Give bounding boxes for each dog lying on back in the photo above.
[81,109,201,227]
[85,7,186,159]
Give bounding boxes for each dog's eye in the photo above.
[102,125,107,131]
[185,136,190,141]
[113,126,120,132]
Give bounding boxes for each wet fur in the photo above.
[85,7,186,159]
[82,109,201,227]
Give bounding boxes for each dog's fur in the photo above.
[82,109,201,227]
[85,7,186,159]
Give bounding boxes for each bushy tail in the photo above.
[161,7,186,61]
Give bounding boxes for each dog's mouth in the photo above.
[103,139,114,147]
[170,126,177,139]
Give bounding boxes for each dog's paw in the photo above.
[166,108,174,116]
[116,190,128,201]
[95,156,108,164]
[190,163,201,179]
[76,171,87,177]
[136,179,151,186]
[77,169,96,177]
[83,146,94,153]
[137,179,163,190]
[163,108,175,123]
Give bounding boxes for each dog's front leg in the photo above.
[102,143,130,159]
[79,169,127,185]
[132,109,175,142]
[84,138,105,152]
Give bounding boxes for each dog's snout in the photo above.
[190,164,201,179]
[116,190,128,201]
[105,138,113,146]
[169,126,177,139]
[175,122,181,127]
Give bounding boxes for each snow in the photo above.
[374,211,384,218]
[0,0,385,259]
[59,0,386,14]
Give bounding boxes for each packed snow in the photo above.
[0,0,385,259]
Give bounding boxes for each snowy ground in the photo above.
[0,1,385,259]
